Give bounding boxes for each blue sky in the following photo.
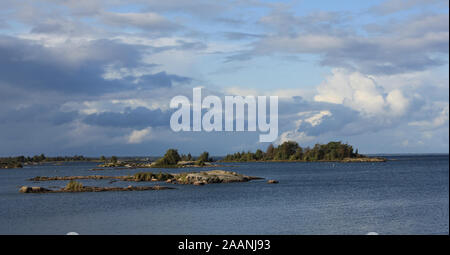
[0,0,448,156]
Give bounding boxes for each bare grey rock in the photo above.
[174,170,262,184]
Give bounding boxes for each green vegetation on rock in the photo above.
[223,141,364,162]
[65,180,84,191]
[198,152,212,162]
[133,172,173,181]
[153,149,181,167]
[180,153,193,161]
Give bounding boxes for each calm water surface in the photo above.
[0,155,448,234]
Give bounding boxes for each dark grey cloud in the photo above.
[0,36,192,94]
[83,107,171,129]
[0,36,137,93]
[0,104,78,126]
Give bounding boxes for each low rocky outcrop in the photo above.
[173,170,263,185]
[176,161,218,167]
[29,170,263,186]
[96,160,224,169]
[341,157,386,162]
[29,174,168,182]
[19,185,174,193]
[267,180,279,184]
[29,175,122,181]
[0,162,23,169]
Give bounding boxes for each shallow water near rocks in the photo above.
[0,155,448,234]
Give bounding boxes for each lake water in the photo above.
[0,155,448,235]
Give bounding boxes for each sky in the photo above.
[0,0,448,156]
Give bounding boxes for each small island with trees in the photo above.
[96,150,217,169]
[221,141,386,162]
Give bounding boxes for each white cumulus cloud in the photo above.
[127,127,152,144]
[314,69,411,117]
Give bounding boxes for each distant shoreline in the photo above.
[3,150,448,169]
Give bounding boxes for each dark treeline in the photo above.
[153,149,212,167]
[0,154,88,168]
[180,151,212,163]
[222,141,361,162]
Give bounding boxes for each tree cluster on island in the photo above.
[153,149,212,167]
[222,141,366,162]
[99,155,118,163]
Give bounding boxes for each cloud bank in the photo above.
[0,0,448,156]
